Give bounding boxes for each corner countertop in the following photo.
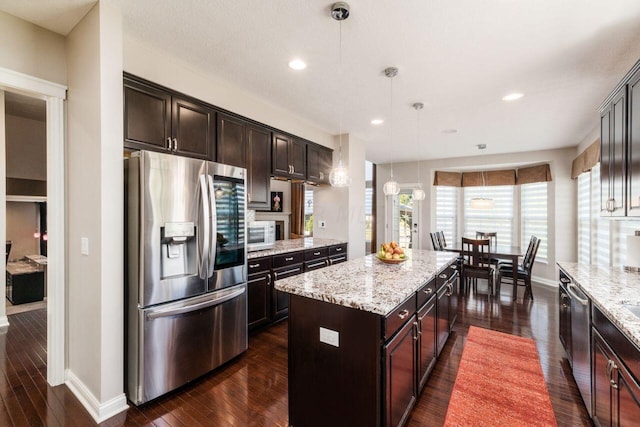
[274,250,458,316]
[247,237,347,259]
[557,262,640,349]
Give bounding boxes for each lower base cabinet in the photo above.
[384,318,418,427]
[417,292,437,389]
[247,271,270,329]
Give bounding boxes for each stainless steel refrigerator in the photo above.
[126,150,247,405]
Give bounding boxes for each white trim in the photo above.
[532,275,556,287]
[6,195,47,202]
[0,67,66,99]
[0,68,67,387]
[65,370,129,423]
[0,316,8,329]
[46,97,65,386]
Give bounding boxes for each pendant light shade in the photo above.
[469,171,494,209]
[412,188,426,201]
[329,2,351,188]
[383,179,400,196]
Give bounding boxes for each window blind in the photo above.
[577,172,591,264]
[463,186,514,246]
[521,182,548,261]
[435,186,457,247]
[592,165,610,267]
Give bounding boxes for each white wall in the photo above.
[0,10,66,85]
[6,201,39,260]
[66,1,126,420]
[376,147,577,283]
[5,114,46,180]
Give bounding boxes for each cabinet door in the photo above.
[436,284,450,357]
[616,363,640,427]
[417,296,437,390]
[217,113,246,168]
[272,133,291,177]
[611,90,627,216]
[601,106,612,214]
[318,147,333,184]
[171,97,215,160]
[447,275,458,330]
[123,78,171,152]
[628,69,640,217]
[247,124,271,209]
[384,318,417,427]
[592,332,613,427]
[558,285,572,362]
[290,138,307,180]
[306,144,321,183]
[248,273,270,330]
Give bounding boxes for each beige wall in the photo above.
[0,10,66,85]
[66,0,125,412]
[376,147,577,283]
[5,114,46,180]
[6,201,39,260]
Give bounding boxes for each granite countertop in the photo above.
[7,260,45,275]
[247,237,347,259]
[274,250,458,316]
[557,262,640,349]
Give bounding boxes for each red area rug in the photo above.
[444,326,557,426]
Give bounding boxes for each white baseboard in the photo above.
[65,370,128,423]
[0,315,8,330]
[532,275,556,287]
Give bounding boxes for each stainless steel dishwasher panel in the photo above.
[130,285,247,405]
[567,281,592,417]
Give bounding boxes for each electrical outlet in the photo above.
[81,237,89,256]
[319,220,326,229]
[319,327,339,347]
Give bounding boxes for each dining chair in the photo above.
[461,237,494,295]
[496,235,541,301]
[437,231,447,249]
[475,231,499,266]
[430,232,442,251]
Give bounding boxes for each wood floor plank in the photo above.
[0,281,592,426]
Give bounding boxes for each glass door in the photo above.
[387,187,420,249]
[212,175,245,270]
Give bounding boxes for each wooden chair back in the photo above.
[430,232,442,251]
[461,237,491,268]
[437,231,447,249]
[522,236,541,272]
[475,231,497,250]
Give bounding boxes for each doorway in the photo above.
[0,67,66,386]
[386,184,421,249]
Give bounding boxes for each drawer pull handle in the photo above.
[560,277,570,284]
[439,273,447,279]
[314,251,321,256]
[285,257,294,261]
[307,261,325,269]
[274,267,301,279]
[335,247,342,252]
[397,309,410,320]
[249,263,259,268]
[423,287,433,295]
[450,265,457,270]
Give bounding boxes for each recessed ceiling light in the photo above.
[288,59,307,70]
[442,129,457,134]
[371,119,384,125]
[502,92,524,101]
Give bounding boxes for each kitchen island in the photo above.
[275,250,458,427]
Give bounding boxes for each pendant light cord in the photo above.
[338,19,343,165]
[389,72,394,179]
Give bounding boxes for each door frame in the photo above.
[0,66,67,386]
[384,183,422,249]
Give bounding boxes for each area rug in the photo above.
[444,326,557,426]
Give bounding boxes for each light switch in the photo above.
[81,237,89,256]
[319,327,339,347]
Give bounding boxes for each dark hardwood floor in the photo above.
[0,281,592,426]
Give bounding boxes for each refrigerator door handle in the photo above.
[207,174,217,278]
[146,287,245,320]
[199,175,210,279]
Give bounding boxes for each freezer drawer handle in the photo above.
[146,287,245,320]
[567,283,589,306]
[199,175,210,280]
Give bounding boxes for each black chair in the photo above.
[496,236,541,300]
[430,232,442,251]
[461,237,494,295]
[437,231,447,249]
[6,241,11,263]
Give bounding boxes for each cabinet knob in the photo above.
[606,198,615,212]
[172,138,178,152]
[423,287,433,295]
[397,309,410,320]
[167,137,173,151]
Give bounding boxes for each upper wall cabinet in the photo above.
[600,60,640,217]
[272,133,306,180]
[124,75,215,161]
[217,113,272,209]
[306,143,333,185]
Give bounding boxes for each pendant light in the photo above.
[469,171,495,209]
[411,102,426,201]
[383,67,400,196]
[329,2,351,187]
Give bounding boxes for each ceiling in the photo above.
[3,1,640,164]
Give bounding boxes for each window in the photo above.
[365,161,376,253]
[577,172,591,264]
[592,165,610,267]
[304,189,313,236]
[463,186,514,247]
[521,182,548,262]
[435,186,457,247]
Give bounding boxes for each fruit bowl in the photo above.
[376,255,408,264]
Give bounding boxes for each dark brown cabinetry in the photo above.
[272,133,306,180]
[217,113,272,209]
[417,279,437,390]
[124,75,215,160]
[435,267,457,357]
[627,68,640,216]
[591,306,640,427]
[271,252,304,320]
[247,257,271,330]
[329,243,348,265]
[304,247,329,271]
[306,143,333,185]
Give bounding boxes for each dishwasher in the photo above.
[565,275,592,417]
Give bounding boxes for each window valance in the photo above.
[434,164,551,187]
[571,140,600,179]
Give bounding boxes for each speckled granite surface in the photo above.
[275,250,457,316]
[247,237,346,259]
[557,262,640,349]
[7,261,45,275]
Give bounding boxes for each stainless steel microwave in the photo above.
[247,221,276,252]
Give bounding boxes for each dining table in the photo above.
[442,243,523,296]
